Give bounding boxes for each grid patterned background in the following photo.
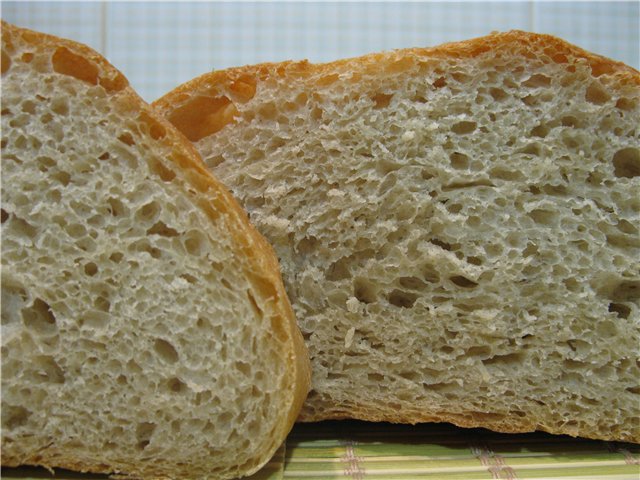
[2,1,639,103]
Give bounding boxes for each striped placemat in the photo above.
[271,421,640,480]
[3,421,639,480]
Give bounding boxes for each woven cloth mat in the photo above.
[3,421,639,480]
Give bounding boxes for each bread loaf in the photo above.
[1,21,310,479]
[155,31,640,443]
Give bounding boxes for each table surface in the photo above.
[3,421,640,480]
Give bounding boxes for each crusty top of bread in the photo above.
[1,20,310,479]
[155,30,639,143]
[154,30,640,443]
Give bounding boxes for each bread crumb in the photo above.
[344,327,356,348]
[346,297,359,313]
[263,215,290,231]
[477,361,492,382]
[402,131,415,142]
[265,185,287,198]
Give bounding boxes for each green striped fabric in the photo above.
[3,421,639,480]
[270,421,640,480]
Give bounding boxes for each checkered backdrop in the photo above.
[2,1,639,103]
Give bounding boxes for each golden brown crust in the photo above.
[154,30,640,119]
[1,20,311,475]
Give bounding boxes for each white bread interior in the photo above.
[1,21,310,479]
[155,31,640,443]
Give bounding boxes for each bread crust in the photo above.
[1,20,311,477]
[154,30,639,118]
[154,30,640,444]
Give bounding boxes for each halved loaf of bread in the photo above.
[154,31,640,443]
[1,21,310,479]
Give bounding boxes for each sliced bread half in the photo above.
[1,21,310,479]
[154,31,640,443]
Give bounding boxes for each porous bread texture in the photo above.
[1,21,310,479]
[155,31,640,443]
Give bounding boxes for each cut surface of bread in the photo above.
[155,31,640,443]
[1,21,310,479]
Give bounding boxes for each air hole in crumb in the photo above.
[94,296,110,313]
[136,201,160,223]
[447,203,463,214]
[297,236,319,255]
[84,262,98,276]
[1,49,12,74]
[608,302,631,319]
[196,317,210,330]
[21,100,37,114]
[449,152,469,169]
[184,231,206,256]
[148,158,177,182]
[615,97,636,111]
[528,209,557,226]
[98,152,110,160]
[154,338,179,363]
[235,361,252,377]
[109,252,123,263]
[450,275,478,288]
[467,256,483,266]
[22,298,57,335]
[138,111,166,140]
[519,143,541,156]
[561,115,581,128]
[611,281,640,302]
[371,93,393,109]
[107,197,127,217]
[399,276,428,290]
[490,88,508,101]
[585,82,610,105]
[483,352,524,366]
[530,124,549,138]
[451,121,476,135]
[147,221,179,237]
[50,98,69,116]
[32,355,65,383]
[135,422,156,450]
[354,278,377,304]
[523,243,538,257]
[118,132,135,146]
[388,289,418,308]
[167,377,186,393]
[433,77,446,88]
[429,238,452,251]
[3,405,31,429]
[1,209,8,223]
[52,171,70,186]
[421,169,435,180]
[467,345,491,357]
[612,147,640,178]
[52,47,99,85]
[66,223,86,238]
[616,220,638,235]
[326,256,352,281]
[180,273,197,284]
[523,74,551,88]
